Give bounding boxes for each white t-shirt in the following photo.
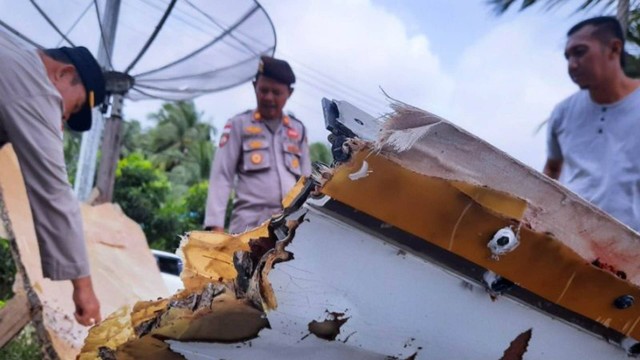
[547,87,640,232]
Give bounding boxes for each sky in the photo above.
[121,0,606,171]
[148,0,604,170]
[2,0,611,171]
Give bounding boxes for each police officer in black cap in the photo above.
[0,30,105,326]
[204,56,311,233]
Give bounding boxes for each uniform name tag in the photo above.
[287,128,299,139]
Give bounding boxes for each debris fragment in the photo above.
[343,137,368,154]
[307,312,350,341]
[482,270,515,300]
[79,179,313,359]
[348,160,372,180]
[311,163,334,185]
[500,328,532,360]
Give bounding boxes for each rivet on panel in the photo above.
[614,295,635,310]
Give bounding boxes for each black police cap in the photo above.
[256,56,295,86]
[58,46,106,132]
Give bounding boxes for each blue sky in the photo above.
[373,0,600,67]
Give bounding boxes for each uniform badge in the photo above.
[245,125,262,135]
[249,140,263,149]
[219,133,230,147]
[219,122,232,147]
[250,153,263,164]
[287,145,300,154]
[291,158,300,169]
[287,128,299,139]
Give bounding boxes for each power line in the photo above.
[130,0,382,113]
[56,0,93,47]
[294,67,387,113]
[93,0,114,69]
[287,56,385,107]
[30,0,76,46]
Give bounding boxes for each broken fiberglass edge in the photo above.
[81,100,640,359]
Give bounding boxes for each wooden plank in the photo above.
[0,291,30,347]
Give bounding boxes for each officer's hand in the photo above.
[71,276,101,326]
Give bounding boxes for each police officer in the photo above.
[204,56,311,233]
[0,31,105,326]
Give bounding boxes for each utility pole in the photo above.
[74,0,121,202]
[95,87,128,204]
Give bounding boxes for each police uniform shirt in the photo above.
[204,110,311,233]
[0,31,90,280]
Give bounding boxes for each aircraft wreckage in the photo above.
[15,99,640,359]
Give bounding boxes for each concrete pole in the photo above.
[95,94,124,204]
[73,0,121,201]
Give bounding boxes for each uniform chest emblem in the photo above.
[245,125,262,135]
[291,158,300,169]
[249,140,263,149]
[219,123,232,147]
[250,153,263,164]
[219,133,230,147]
[287,128,299,139]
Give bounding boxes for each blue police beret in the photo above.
[256,56,295,86]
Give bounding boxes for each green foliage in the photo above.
[145,101,215,194]
[487,0,628,15]
[62,101,221,251]
[183,181,210,227]
[63,130,82,185]
[146,199,188,252]
[121,120,146,158]
[113,153,171,231]
[0,237,15,300]
[147,181,210,252]
[309,142,332,164]
[0,238,38,359]
[0,325,40,360]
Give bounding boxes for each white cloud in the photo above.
[443,16,577,169]
[165,0,456,144]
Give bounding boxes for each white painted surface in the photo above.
[170,205,627,359]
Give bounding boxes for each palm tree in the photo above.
[146,101,214,173]
[488,0,639,76]
[488,0,635,31]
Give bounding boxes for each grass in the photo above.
[0,325,40,360]
[0,237,40,359]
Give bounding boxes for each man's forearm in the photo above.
[71,275,93,289]
[543,159,563,180]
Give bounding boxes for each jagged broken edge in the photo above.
[80,178,317,359]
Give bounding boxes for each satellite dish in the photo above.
[0,0,276,201]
